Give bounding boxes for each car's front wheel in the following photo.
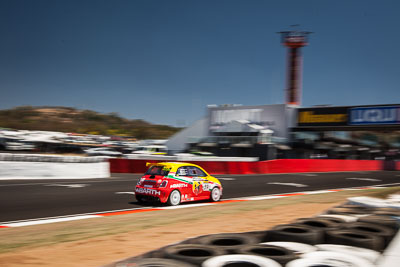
[167,190,181,206]
[210,187,221,202]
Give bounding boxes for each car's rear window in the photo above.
[145,165,170,176]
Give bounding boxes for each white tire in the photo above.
[287,251,374,267]
[202,254,282,267]
[318,214,358,222]
[315,244,380,263]
[347,197,388,208]
[261,242,317,255]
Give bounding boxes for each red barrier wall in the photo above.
[109,159,385,175]
[257,159,382,174]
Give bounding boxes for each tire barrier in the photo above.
[347,196,390,208]
[286,251,375,267]
[188,233,260,253]
[315,244,380,263]
[357,215,400,231]
[293,218,342,243]
[325,207,374,216]
[325,229,385,251]
[337,203,376,212]
[317,214,358,223]
[235,244,297,265]
[294,217,341,230]
[163,244,226,265]
[242,230,270,243]
[374,210,400,217]
[343,221,395,247]
[107,195,400,267]
[107,257,197,267]
[266,224,324,245]
[202,255,282,267]
[260,242,317,255]
[349,196,400,209]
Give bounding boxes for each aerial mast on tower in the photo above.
[278,26,312,106]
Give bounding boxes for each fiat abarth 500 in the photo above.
[135,162,223,206]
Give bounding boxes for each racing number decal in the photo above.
[202,182,210,191]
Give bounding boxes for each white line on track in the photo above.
[219,178,236,181]
[45,184,89,188]
[347,178,381,182]
[162,203,213,209]
[2,215,102,227]
[299,190,334,194]
[115,192,136,195]
[268,182,308,187]
[245,195,286,201]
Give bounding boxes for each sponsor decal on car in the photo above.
[135,188,161,196]
[170,183,188,188]
[144,185,153,188]
[193,181,203,195]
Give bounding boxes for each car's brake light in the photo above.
[136,177,145,186]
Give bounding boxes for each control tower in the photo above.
[278,27,311,106]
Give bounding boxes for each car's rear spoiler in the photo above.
[146,162,158,168]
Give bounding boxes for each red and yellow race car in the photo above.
[135,162,223,206]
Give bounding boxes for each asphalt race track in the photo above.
[0,171,399,223]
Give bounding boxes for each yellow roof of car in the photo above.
[146,162,200,168]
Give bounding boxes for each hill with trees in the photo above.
[0,106,180,139]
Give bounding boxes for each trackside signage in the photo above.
[297,105,400,128]
[297,107,348,126]
[350,106,400,125]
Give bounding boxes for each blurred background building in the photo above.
[166,104,400,160]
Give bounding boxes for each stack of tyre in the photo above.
[109,199,400,267]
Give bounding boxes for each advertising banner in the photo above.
[297,107,348,127]
[297,105,400,127]
[349,106,400,125]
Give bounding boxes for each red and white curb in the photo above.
[0,184,394,229]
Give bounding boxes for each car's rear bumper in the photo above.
[135,186,170,203]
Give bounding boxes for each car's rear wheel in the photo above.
[210,187,221,202]
[167,190,181,206]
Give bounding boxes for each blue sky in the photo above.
[0,0,399,126]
